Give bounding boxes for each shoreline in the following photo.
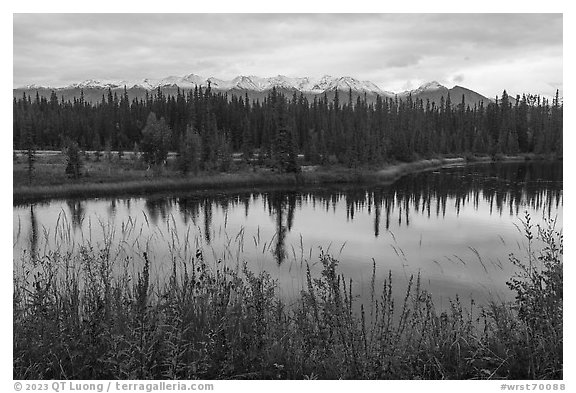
[13,154,559,204]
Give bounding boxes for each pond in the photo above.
[13,161,563,306]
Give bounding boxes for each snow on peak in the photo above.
[69,79,122,89]
[266,75,300,90]
[414,81,445,93]
[136,78,161,90]
[301,75,392,95]
[398,81,447,97]
[206,77,232,89]
[182,73,206,83]
[18,73,440,98]
[309,75,336,92]
[21,84,47,89]
[230,75,262,90]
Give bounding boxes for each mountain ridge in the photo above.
[14,74,493,107]
[17,74,397,95]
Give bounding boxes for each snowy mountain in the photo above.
[396,81,490,107]
[18,74,396,95]
[14,75,490,106]
[67,79,123,89]
[399,81,445,97]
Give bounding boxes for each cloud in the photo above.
[453,74,465,84]
[385,54,422,68]
[13,14,562,97]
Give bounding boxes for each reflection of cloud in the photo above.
[13,14,562,97]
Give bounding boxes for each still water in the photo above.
[13,161,563,305]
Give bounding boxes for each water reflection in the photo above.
[66,200,85,230]
[120,162,562,266]
[177,197,200,226]
[144,198,171,226]
[13,161,563,301]
[29,205,38,262]
[65,163,562,264]
[266,191,297,264]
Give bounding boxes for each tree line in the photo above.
[13,84,563,172]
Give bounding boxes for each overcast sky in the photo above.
[13,14,563,98]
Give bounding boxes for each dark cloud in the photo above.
[13,14,562,97]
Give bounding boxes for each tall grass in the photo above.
[13,215,562,380]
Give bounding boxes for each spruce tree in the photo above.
[217,132,232,172]
[65,139,82,179]
[141,112,172,167]
[21,122,35,185]
[177,125,202,175]
[272,96,299,173]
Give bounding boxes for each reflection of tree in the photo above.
[144,198,171,226]
[287,194,296,232]
[266,191,297,265]
[146,161,562,245]
[174,196,214,242]
[345,189,368,221]
[176,197,200,226]
[66,199,85,230]
[364,161,562,234]
[107,199,117,219]
[241,194,250,217]
[306,162,561,237]
[29,205,37,262]
[203,202,212,244]
[374,201,381,237]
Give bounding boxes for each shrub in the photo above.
[505,215,563,379]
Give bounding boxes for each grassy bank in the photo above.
[13,154,465,203]
[13,152,561,203]
[13,216,562,380]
